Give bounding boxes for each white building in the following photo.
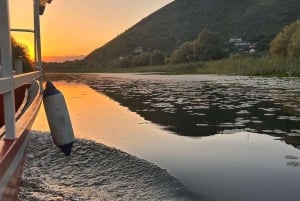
[133,47,143,54]
[229,38,242,43]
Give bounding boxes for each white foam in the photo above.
[18,131,198,201]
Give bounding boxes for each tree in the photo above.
[270,20,300,58]
[11,38,33,72]
[287,31,300,58]
[151,50,165,65]
[171,41,194,64]
[133,53,151,67]
[170,29,227,64]
[193,29,227,61]
[112,55,134,68]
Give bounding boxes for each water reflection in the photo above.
[38,74,300,201]
[281,135,300,149]
[47,73,300,148]
[33,81,156,149]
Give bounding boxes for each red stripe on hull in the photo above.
[0,85,30,128]
[0,82,43,201]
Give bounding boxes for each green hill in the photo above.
[84,0,300,66]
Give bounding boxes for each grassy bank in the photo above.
[137,56,300,76]
[195,56,300,76]
[44,56,300,77]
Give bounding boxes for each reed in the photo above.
[195,56,300,76]
[132,56,300,76]
[44,56,300,77]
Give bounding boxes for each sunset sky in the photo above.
[9,0,173,62]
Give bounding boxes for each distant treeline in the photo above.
[105,29,228,68]
[43,19,300,75]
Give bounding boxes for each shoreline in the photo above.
[43,56,300,77]
[18,131,200,201]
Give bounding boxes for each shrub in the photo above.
[270,20,300,59]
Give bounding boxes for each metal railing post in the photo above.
[34,0,44,92]
[34,0,42,69]
[14,56,23,74]
[0,0,16,139]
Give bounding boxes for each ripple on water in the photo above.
[183,105,210,110]
[219,123,236,128]
[151,103,174,108]
[259,108,280,112]
[291,129,300,134]
[262,130,273,133]
[236,110,251,115]
[235,118,251,124]
[264,113,276,116]
[191,113,206,116]
[289,116,300,121]
[273,129,287,135]
[162,108,176,114]
[196,123,209,126]
[277,116,290,120]
[251,120,263,124]
[74,74,300,138]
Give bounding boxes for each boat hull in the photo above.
[0,81,42,201]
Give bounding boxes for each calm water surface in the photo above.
[34,73,300,201]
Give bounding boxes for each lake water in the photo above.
[33,73,300,201]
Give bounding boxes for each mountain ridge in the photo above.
[84,0,300,66]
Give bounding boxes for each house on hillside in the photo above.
[229,38,242,43]
[133,47,143,54]
[234,41,251,47]
[229,38,256,53]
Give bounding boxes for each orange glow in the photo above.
[9,0,173,62]
[32,81,160,148]
[11,32,35,60]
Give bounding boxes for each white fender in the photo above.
[43,81,74,155]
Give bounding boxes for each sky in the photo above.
[9,0,173,62]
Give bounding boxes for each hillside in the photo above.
[85,0,300,66]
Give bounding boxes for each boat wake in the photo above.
[18,131,199,201]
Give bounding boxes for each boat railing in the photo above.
[0,71,43,140]
[0,0,47,140]
[0,71,43,94]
